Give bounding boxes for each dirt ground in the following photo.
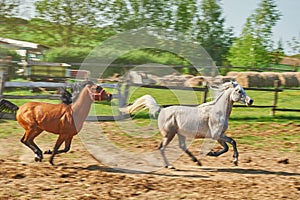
[0,121,299,200]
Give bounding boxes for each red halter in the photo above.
[93,88,104,101]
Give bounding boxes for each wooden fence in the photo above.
[124,81,300,116]
[1,78,300,121]
[0,79,127,121]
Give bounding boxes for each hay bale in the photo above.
[217,75,236,83]
[184,76,206,87]
[226,71,239,77]
[235,72,262,87]
[278,72,299,87]
[294,72,300,85]
[260,72,281,87]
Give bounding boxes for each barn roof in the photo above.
[0,37,49,50]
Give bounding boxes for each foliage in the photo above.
[100,49,192,77]
[33,0,115,47]
[195,0,234,66]
[228,32,270,68]
[0,0,19,18]
[271,39,285,64]
[0,0,22,35]
[0,0,290,71]
[0,46,21,60]
[44,47,92,63]
[287,32,300,55]
[227,0,281,68]
[100,0,232,66]
[101,0,197,35]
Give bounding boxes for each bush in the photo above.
[0,46,21,60]
[44,47,92,65]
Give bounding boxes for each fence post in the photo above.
[271,80,279,116]
[0,65,7,98]
[202,82,208,104]
[118,82,130,116]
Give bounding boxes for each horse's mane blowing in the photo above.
[69,81,95,103]
[198,81,234,108]
[210,81,234,99]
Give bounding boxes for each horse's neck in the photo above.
[212,88,234,119]
[71,86,93,122]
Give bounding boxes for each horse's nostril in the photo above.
[249,99,254,104]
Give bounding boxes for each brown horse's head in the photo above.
[92,85,112,102]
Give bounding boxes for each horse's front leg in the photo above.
[207,139,229,157]
[207,135,238,166]
[221,135,238,166]
[48,135,74,165]
[56,136,73,154]
[44,136,73,154]
[49,134,65,165]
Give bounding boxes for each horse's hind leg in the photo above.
[178,134,201,166]
[158,130,175,169]
[21,129,43,162]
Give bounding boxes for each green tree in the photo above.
[194,0,234,66]
[32,0,113,47]
[0,0,19,18]
[271,39,284,64]
[0,0,21,34]
[102,0,198,37]
[287,32,300,55]
[227,0,281,68]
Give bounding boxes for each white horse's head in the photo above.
[230,81,253,106]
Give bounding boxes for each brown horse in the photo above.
[0,82,112,165]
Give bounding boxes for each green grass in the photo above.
[1,86,299,151]
[0,119,23,138]
[3,86,300,121]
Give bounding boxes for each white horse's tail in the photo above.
[119,94,161,117]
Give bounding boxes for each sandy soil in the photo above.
[0,121,299,200]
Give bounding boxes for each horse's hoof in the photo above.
[165,165,175,169]
[34,155,42,162]
[233,158,238,166]
[195,161,202,166]
[44,150,52,154]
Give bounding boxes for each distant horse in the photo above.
[0,81,112,165]
[120,81,253,168]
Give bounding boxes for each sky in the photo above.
[18,0,300,55]
[221,0,300,55]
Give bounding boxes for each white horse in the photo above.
[120,81,253,168]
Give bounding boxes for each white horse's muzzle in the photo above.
[245,96,254,106]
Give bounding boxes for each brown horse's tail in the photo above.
[0,99,19,118]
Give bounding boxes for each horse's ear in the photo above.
[86,80,94,86]
[231,81,238,88]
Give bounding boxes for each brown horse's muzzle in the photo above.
[94,87,112,102]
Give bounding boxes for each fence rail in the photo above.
[1,79,300,121]
[124,82,300,116]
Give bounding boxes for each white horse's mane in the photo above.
[210,81,235,99]
[198,81,235,108]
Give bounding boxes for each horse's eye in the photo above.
[238,90,242,94]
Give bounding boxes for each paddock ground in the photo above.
[0,120,299,200]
